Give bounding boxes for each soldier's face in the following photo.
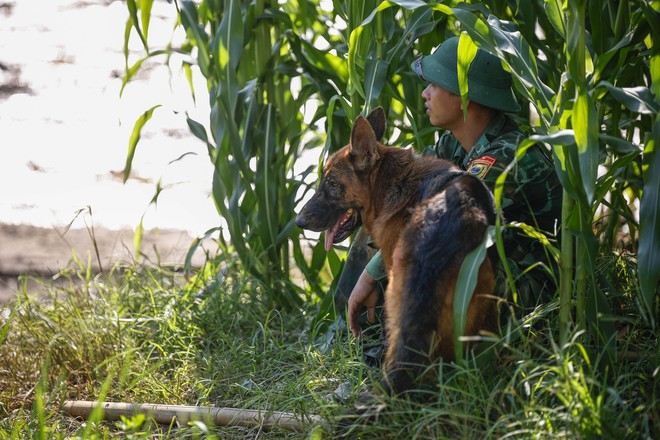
[422,83,463,129]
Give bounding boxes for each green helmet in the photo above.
[411,36,521,113]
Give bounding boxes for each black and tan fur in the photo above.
[295,107,498,395]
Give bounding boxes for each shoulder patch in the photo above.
[467,156,496,179]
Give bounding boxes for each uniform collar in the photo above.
[462,113,507,166]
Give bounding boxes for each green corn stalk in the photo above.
[457,0,657,353]
[382,0,657,360]
[120,1,658,327]
[123,0,323,309]
[565,0,595,336]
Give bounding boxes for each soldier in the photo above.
[340,36,563,341]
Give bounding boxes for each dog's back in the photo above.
[380,166,497,394]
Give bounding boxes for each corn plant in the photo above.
[338,0,658,362]
[450,0,659,361]
[124,0,328,309]
[122,0,659,346]
[377,0,658,362]
[121,0,444,309]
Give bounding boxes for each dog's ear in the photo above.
[366,107,386,141]
[350,116,380,172]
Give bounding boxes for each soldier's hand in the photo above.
[348,270,380,338]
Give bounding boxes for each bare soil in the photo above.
[0,224,211,303]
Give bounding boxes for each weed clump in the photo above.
[0,257,657,438]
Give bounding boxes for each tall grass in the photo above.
[0,260,335,438]
[0,255,656,438]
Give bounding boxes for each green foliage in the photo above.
[639,116,660,320]
[0,259,656,438]
[452,0,658,356]
[121,0,451,312]
[0,262,332,438]
[121,1,658,362]
[453,225,495,361]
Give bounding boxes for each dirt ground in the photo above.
[0,223,212,303]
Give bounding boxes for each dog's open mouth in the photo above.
[325,209,361,251]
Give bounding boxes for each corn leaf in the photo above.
[217,0,243,72]
[596,82,659,115]
[453,225,495,363]
[573,90,599,205]
[363,60,389,113]
[180,1,211,77]
[544,0,566,38]
[138,0,153,42]
[124,105,161,183]
[638,117,660,321]
[126,0,148,51]
[457,34,478,120]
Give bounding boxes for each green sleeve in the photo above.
[365,250,388,281]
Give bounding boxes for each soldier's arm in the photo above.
[348,268,380,337]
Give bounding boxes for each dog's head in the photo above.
[295,107,386,251]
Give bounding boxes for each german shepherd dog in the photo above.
[295,107,498,395]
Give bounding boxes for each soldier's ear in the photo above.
[365,107,386,141]
[350,116,380,172]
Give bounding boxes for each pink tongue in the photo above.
[324,220,340,252]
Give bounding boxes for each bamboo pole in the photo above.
[62,400,324,432]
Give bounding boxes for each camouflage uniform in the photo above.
[431,113,562,312]
[334,113,563,328]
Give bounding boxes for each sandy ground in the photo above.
[0,223,214,303]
